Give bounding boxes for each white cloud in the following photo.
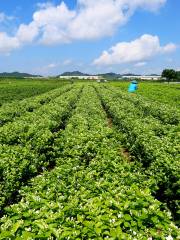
[162,43,177,53]
[36,62,59,75]
[93,34,177,66]
[0,22,39,54]
[35,0,167,43]
[68,0,128,40]
[0,32,20,54]
[46,63,59,69]
[16,22,39,44]
[0,0,167,54]
[128,0,166,12]
[134,61,147,67]
[63,59,73,65]
[34,1,76,44]
[40,60,73,71]
[0,13,7,22]
[0,12,14,23]
[39,60,73,72]
[36,2,54,9]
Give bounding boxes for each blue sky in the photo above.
[0,0,179,75]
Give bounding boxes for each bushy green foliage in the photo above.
[0,78,67,105]
[109,82,180,107]
[0,85,72,126]
[0,86,179,239]
[0,86,82,212]
[96,85,180,225]
[0,84,179,238]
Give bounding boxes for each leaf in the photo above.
[12,220,23,234]
[124,214,131,221]
[124,222,130,228]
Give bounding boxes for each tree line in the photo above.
[162,69,180,83]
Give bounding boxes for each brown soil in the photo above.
[107,117,113,128]
[120,148,131,162]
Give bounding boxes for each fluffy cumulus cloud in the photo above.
[0,0,167,54]
[16,23,39,44]
[93,34,177,65]
[0,32,19,54]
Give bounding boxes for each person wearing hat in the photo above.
[128,80,138,93]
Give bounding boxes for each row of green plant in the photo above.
[99,86,179,149]
[109,82,180,107]
[136,83,180,108]
[0,86,179,239]
[0,79,67,106]
[97,85,179,157]
[0,85,81,146]
[0,85,73,126]
[103,85,179,125]
[0,86,82,212]
[96,85,180,225]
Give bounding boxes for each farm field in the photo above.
[0,78,67,106]
[0,81,179,239]
[110,82,180,108]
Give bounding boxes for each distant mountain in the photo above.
[122,73,141,76]
[98,72,121,79]
[60,71,90,76]
[58,71,165,79]
[148,74,160,76]
[0,72,42,78]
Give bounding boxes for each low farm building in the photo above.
[59,75,101,80]
[122,75,162,80]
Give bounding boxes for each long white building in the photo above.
[59,75,101,80]
[122,75,162,80]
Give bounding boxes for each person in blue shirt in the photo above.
[128,80,138,93]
